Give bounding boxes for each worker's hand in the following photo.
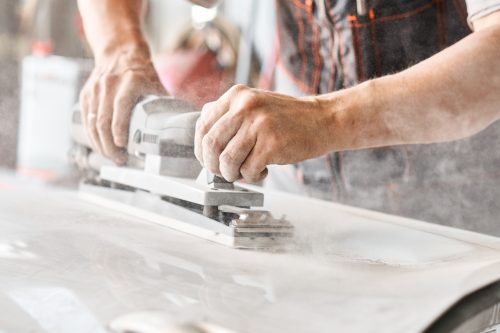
[79,49,167,164]
[195,85,334,183]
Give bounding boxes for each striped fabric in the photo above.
[275,0,470,94]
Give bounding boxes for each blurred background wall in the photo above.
[145,0,274,63]
[0,0,21,169]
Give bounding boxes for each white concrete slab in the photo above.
[1,172,500,332]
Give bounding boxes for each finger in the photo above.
[195,85,247,165]
[79,89,89,131]
[219,125,256,182]
[255,167,269,183]
[195,101,217,167]
[194,118,204,165]
[240,141,269,183]
[201,110,244,175]
[241,163,268,183]
[112,74,139,148]
[199,84,248,124]
[195,85,248,165]
[97,80,127,164]
[80,73,98,132]
[87,83,102,154]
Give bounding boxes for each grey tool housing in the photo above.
[71,96,201,178]
[70,96,293,249]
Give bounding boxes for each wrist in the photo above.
[315,79,383,151]
[93,27,151,67]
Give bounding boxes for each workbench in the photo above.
[1,171,500,333]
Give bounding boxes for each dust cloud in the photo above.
[2,0,499,239]
[324,78,500,236]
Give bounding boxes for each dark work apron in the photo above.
[274,0,500,234]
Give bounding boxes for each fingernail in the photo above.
[115,153,128,165]
[115,137,127,148]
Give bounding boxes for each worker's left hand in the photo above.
[195,84,334,183]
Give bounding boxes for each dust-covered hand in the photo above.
[77,0,167,164]
[194,85,335,183]
[79,49,167,164]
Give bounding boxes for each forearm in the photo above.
[322,14,500,151]
[77,0,149,63]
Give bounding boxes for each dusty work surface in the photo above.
[2,172,500,333]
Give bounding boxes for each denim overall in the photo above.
[272,0,500,233]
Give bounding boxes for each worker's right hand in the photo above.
[79,48,167,164]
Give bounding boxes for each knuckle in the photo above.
[201,102,214,114]
[219,151,235,166]
[89,127,99,138]
[111,123,127,137]
[199,105,215,124]
[239,90,259,106]
[99,77,112,92]
[233,91,261,115]
[198,121,211,136]
[230,84,247,94]
[91,81,100,95]
[202,134,221,152]
[96,116,111,132]
[114,97,132,114]
[98,76,107,85]
[254,169,268,182]
[253,114,267,127]
[119,73,134,88]
[240,165,257,181]
[248,174,261,183]
[207,164,219,175]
